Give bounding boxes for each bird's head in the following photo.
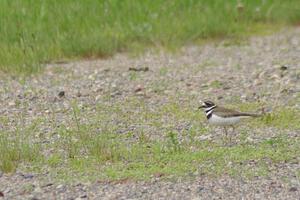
[198,100,216,109]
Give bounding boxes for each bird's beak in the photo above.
[198,105,205,109]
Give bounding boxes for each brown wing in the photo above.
[213,107,259,118]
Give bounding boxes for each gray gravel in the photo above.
[0,27,300,199]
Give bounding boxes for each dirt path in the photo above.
[0,28,300,199]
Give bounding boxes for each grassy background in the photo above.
[1,0,300,74]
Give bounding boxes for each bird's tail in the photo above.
[239,112,262,117]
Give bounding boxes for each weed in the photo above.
[210,80,223,88]
[159,67,168,76]
[129,71,138,81]
[0,130,41,173]
[166,131,181,153]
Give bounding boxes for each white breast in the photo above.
[208,114,246,126]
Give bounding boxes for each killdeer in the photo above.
[199,100,260,138]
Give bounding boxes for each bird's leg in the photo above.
[223,126,230,146]
[231,125,235,135]
[224,126,228,137]
[230,125,235,144]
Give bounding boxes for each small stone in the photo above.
[257,70,266,79]
[222,86,231,90]
[153,172,165,178]
[76,91,82,97]
[129,66,149,72]
[198,186,204,192]
[22,173,34,179]
[289,187,297,192]
[3,188,10,194]
[30,96,38,101]
[270,74,280,80]
[56,184,66,193]
[56,184,64,189]
[79,89,91,97]
[253,79,262,86]
[94,88,103,93]
[0,191,3,197]
[58,91,65,98]
[110,91,122,97]
[95,95,101,101]
[280,65,288,71]
[88,74,95,80]
[42,183,53,187]
[241,94,247,100]
[134,85,144,93]
[201,84,209,88]
[111,83,117,88]
[34,186,42,193]
[8,101,16,106]
[199,134,212,141]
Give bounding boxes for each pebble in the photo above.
[8,101,16,106]
[42,183,54,187]
[289,187,298,192]
[58,91,65,98]
[128,67,149,72]
[56,185,64,190]
[280,65,288,71]
[34,187,42,193]
[111,91,122,97]
[134,85,144,93]
[21,173,34,179]
[198,134,212,141]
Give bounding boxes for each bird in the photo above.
[198,100,261,140]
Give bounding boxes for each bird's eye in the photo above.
[205,101,214,107]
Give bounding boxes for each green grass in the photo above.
[0,130,41,173]
[2,98,299,182]
[36,128,300,181]
[1,0,300,74]
[230,101,300,130]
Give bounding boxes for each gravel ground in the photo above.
[0,27,300,199]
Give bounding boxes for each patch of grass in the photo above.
[0,130,41,173]
[1,0,300,74]
[51,132,299,182]
[159,67,168,76]
[260,108,300,129]
[27,100,298,182]
[129,71,138,81]
[210,80,223,88]
[47,154,63,168]
[3,99,299,182]
[197,60,218,69]
[227,102,300,130]
[151,80,169,94]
